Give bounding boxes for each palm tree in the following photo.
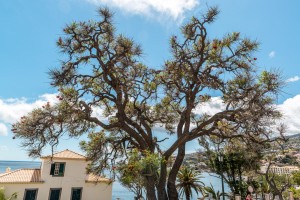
[203,183,228,200]
[176,167,205,200]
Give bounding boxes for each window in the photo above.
[71,188,82,200]
[54,163,60,175]
[49,188,61,200]
[50,162,65,176]
[24,189,38,200]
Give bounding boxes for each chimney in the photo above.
[5,167,11,173]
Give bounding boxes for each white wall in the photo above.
[1,158,112,200]
[2,182,112,200]
[2,183,42,200]
[41,158,87,185]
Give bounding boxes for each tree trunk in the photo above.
[167,144,185,200]
[157,159,168,200]
[230,161,237,194]
[238,164,242,197]
[186,192,191,200]
[145,175,157,200]
[266,177,283,200]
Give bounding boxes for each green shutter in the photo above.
[59,163,65,176]
[24,189,37,200]
[50,164,55,175]
[71,188,82,200]
[49,189,61,200]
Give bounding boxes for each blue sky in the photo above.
[0,0,299,160]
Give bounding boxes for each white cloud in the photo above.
[2,93,299,139]
[286,76,300,83]
[0,93,111,137]
[85,0,199,22]
[0,94,59,136]
[0,123,8,136]
[194,97,225,116]
[269,51,275,58]
[192,95,300,136]
[91,106,106,121]
[277,95,300,134]
[0,93,58,124]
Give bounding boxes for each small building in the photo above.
[260,163,300,175]
[0,149,112,200]
[269,165,299,175]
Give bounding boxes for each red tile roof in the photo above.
[0,169,43,183]
[41,149,87,160]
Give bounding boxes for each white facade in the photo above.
[0,150,112,200]
[260,163,300,175]
[269,165,299,175]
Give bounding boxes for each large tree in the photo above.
[12,7,283,200]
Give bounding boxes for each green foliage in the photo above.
[0,188,4,200]
[292,171,300,185]
[203,139,263,196]
[0,188,17,200]
[118,149,161,178]
[290,187,300,199]
[280,155,298,165]
[259,176,271,193]
[263,172,291,198]
[203,183,228,200]
[271,173,290,189]
[176,167,204,200]
[116,149,161,198]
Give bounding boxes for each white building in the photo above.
[260,163,300,175]
[0,149,112,200]
[269,165,299,175]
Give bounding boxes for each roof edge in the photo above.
[0,181,44,184]
[40,157,87,161]
[40,149,87,160]
[85,179,112,183]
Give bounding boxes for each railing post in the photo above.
[289,191,294,200]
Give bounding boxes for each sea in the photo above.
[0,161,227,200]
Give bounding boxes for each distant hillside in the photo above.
[286,133,300,139]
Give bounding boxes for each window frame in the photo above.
[50,162,66,177]
[54,163,60,175]
[70,187,83,200]
[48,188,62,200]
[23,188,38,200]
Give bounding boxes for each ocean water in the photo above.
[0,161,41,172]
[0,161,227,200]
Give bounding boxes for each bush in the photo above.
[0,187,17,200]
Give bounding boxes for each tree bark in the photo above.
[167,144,185,200]
[157,159,168,200]
[230,161,237,194]
[146,175,157,200]
[238,164,242,197]
[266,176,283,200]
[186,192,191,200]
